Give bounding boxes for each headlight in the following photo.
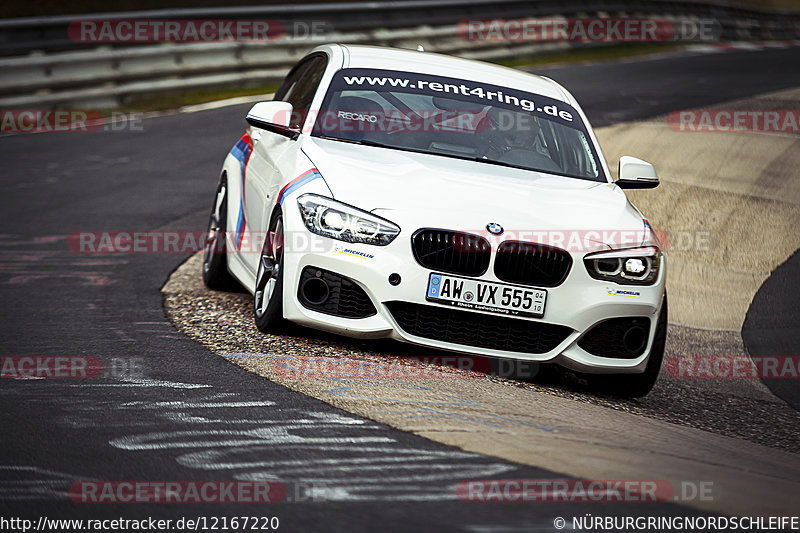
[297,194,400,246]
[584,246,662,285]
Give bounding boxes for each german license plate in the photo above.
[426,273,546,318]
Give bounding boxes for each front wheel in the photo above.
[202,177,237,290]
[591,293,668,398]
[254,212,287,333]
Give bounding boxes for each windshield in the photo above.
[312,68,606,182]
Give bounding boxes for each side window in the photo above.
[275,55,327,129]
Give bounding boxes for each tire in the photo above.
[591,293,668,398]
[254,211,287,333]
[202,177,238,290]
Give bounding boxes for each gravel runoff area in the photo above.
[164,252,800,454]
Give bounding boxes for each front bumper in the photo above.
[279,211,666,375]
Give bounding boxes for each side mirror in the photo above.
[616,156,659,189]
[246,101,299,140]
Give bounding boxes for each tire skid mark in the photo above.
[0,237,123,286]
[2,377,517,502]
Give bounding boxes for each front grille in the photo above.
[412,229,490,277]
[298,267,376,319]
[578,317,651,359]
[385,301,572,354]
[494,241,572,287]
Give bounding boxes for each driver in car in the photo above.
[483,108,560,172]
[484,108,538,155]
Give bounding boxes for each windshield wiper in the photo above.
[465,156,523,170]
[351,138,397,149]
[315,135,398,149]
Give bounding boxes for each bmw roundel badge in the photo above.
[486,222,504,235]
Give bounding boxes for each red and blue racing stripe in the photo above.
[229,132,253,250]
[277,169,322,206]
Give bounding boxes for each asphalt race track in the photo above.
[1,46,798,531]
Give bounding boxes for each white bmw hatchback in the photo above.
[203,44,667,397]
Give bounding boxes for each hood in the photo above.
[301,137,647,248]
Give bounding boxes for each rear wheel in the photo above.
[591,293,668,398]
[202,177,237,290]
[254,212,287,333]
